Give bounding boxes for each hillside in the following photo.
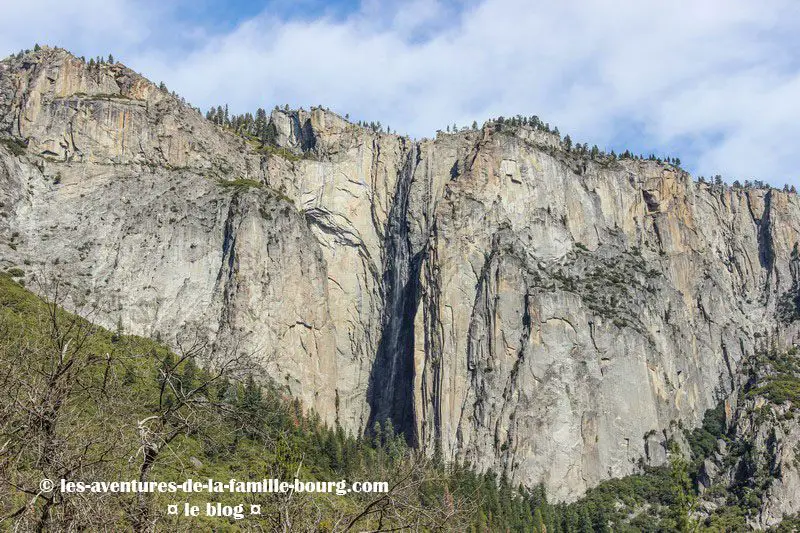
[0,271,539,530]
[2,45,800,529]
[1,272,798,531]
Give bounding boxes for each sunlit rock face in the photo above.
[3,47,800,504]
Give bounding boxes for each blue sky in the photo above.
[2,0,800,186]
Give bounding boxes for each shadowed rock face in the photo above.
[367,147,422,446]
[2,47,800,505]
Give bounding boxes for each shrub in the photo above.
[0,138,26,157]
[4,267,24,277]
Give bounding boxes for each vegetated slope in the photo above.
[3,45,800,518]
[562,347,800,532]
[1,271,798,531]
[0,272,535,531]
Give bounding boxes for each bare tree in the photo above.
[342,453,473,532]
[0,277,123,531]
[132,332,259,532]
[0,277,263,531]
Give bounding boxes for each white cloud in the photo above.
[0,0,154,58]
[2,0,799,185]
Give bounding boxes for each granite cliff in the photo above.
[2,47,799,516]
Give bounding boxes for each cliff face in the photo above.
[2,47,800,504]
[694,349,800,529]
[409,131,800,501]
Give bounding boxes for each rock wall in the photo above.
[696,351,800,529]
[2,47,800,501]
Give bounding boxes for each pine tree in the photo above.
[563,135,572,152]
[383,418,394,445]
[322,429,343,471]
[180,358,197,391]
[578,507,593,533]
[383,418,402,461]
[241,376,262,411]
[594,508,611,533]
[533,508,545,533]
[255,108,268,141]
[673,456,693,530]
[563,506,579,533]
[108,54,114,64]
[371,420,382,449]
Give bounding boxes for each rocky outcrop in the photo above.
[694,349,800,529]
[736,399,800,528]
[2,46,800,504]
[409,130,800,500]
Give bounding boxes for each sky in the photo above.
[1,0,799,186]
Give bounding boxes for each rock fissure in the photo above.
[367,147,422,445]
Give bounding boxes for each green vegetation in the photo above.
[488,115,796,192]
[754,376,800,405]
[546,245,660,328]
[745,348,800,407]
[490,115,683,168]
[207,104,285,142]
[204,103,316,161]
[216,178,295,206]
[69,92,133,101]
[774,514,800,532]
[4,266,24,277]
[0,137,27,157]
[685,403,727,475]
[251,142,303,162]
[217,177,265,190]
[555,452,696,532]
[691,347,800,531]
[556,346,800,532]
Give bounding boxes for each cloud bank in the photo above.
[1,0,799,185]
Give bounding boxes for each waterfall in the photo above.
[367,145,422,446]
